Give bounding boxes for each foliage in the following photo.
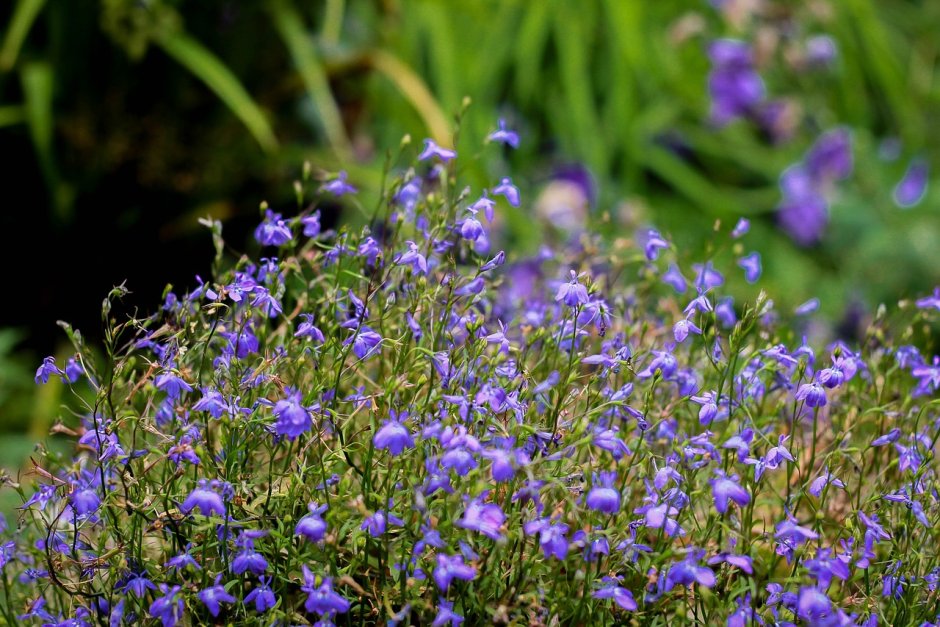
[3,130,940,625]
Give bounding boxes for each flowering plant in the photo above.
[5,125,940,626]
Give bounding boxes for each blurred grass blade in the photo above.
[268,0,352,161]
[156,30,279,154]
[0,0,47,71]
[0,105,26,127]
[370,49,452,147]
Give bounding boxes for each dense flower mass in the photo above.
[6,126,940,627]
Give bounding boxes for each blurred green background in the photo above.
[1,0,939,473]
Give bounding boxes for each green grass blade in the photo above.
[268,0,352,161]
[370,49,452,147]
[0,0,47,71]
[155,29,279,154]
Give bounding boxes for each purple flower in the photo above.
[916,287,940,311]
[295,314,326,342]
[346,327,383,360]
[374,410,415,455]
[644,229,669,261]
[432,599,464,627]
[894,159,929,208]
[254,210,292,247]
[662,264,687,293]
[796,587,834,624]
[301,567,350,616]
[459,212,484,240]
[592,577,637,610]
[120,571,157,598]
[707,39,765,125]
[487,119,519,148]
[245,577,277,613]
[301,210,321,238]
[795,298,820,315]
[418,139,456,162]
[70,488,100,517]
[149,584,184,627]
[433,553,477,591]
[155,370,193,400]
[273,389,313,440]
[492,177,521,207]
[796,381,827,408]
[232,542,269,575]
[692,262,724,291]
[198,576,237,617]
[64,357,84,383]
[664,551,716,591]
[737,252,761,283]
[805,128,853,182]
[296,502,329,542]
[523,517,570,560]
[731,218,750,238]
[586,471,621,514]
[320,171,357,196]
[457,497,506,540]
[182,481,226,517]
[871,428,900,447]
[809,468,845,497]
[707,553,753,574]
[555,271,589,307]
[710,472,749,514]
[673,318,702,344]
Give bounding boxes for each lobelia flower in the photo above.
[731,218,750,238]
[796,380,827,408]
[244,576,277,613]
[523,517,570,560]
[809,467,846,497]
[664,551,716,591]
[662,264,687,293]
[487,118,519,148]
[295,314,326,343]
[301,567,350,617]
[673,318,702,343]
[374,409,415,456]
[893,159,929,208]
[690,391,719,425]
[232,539,269,575]
[155,369,193,400]
[198,575,237,618]
[120,570,156,598]
[319,171,357,196]
[643,229,669,261]
[592,576,637,611]
[296,503,328,542]
[871,428,900,447]
[710,472,750,514]
[182,480,227,517]
[149,584,184,627]
[301,210,321,238]
[64,357,84,383]
[431,599,464,627]
[273,389,313,440]
[915,287,940,310]
[707,553,754,574]
[586,471,621,514]
[737,252,761,283]
[706,39,765,126]
[254,209,293,247]
[418,139,457,162]
[433,554,477,591]
[492,177,521,207]
[457,496,506,540]
[346,327,383,360]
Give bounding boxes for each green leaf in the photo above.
[155,29,279,154]
[268,0,352,160]
[0,0,47,71]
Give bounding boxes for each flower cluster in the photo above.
[6,123,940,626]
